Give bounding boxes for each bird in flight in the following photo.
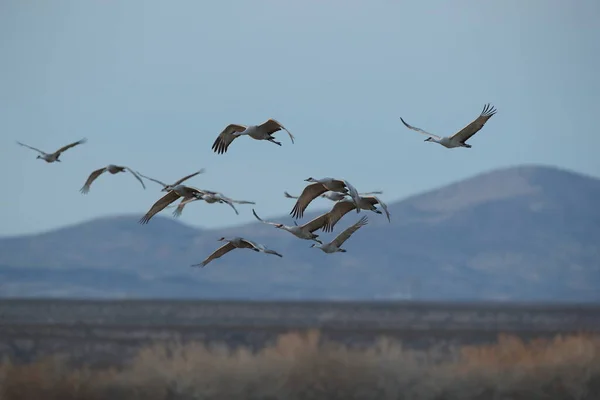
[138,185,204,224]
[193,237,283,267]
[17,138,87,163]
[310,215,369,254]
[252,208,326,244]
[211,118,294,154]
[80,164,146,194]
[137,169,206,192]
[284,190,383,202]
[320,195,390,232]
[290,177,361,219]
[400,103,497,148]
[169,190,255,217]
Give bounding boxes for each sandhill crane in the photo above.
[17,138,87,163]
[212,118,294,154]
[139,185,203,224]
[169,190,255,217]
[321,195,390,232]
[400,103,497,148]
[290,177,360,219]
[252,209,325,244]
[310,215,369,253]
[284,190,383,202]
[193,237,282,267]
[137,169,205,192]
[80,164,145,194]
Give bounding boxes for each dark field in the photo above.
[0,299,599,399]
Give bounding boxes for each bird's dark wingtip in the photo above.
[481,103,497,117]
[290,204,303,219]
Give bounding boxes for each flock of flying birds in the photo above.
[17,103,497,267]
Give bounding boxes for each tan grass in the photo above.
[0,330,599,400]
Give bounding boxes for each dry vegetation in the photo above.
[0,330,599,400]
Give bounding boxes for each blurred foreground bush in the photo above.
[0,330,598,400]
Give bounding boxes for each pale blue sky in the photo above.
[1,0,599,237]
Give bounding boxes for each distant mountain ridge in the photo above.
[1,164,599,302]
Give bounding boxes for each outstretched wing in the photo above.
[342,179,361,213]
[300,212,329,233]
[218,197,239,215]
[211,124,247,154]
[240,238,283,258]
[54,138,87,155]
[193,242,236,267]
[450,103,497,143]
[139,190,181,224]
[263,248,283,257]
[290,182,328,219]
[123,167,146,189]
[367,196,391,222]
[284,191,298,199]
[322,200,357,232]
[399,117,442,140]
[238,238,260,250]
[172,197,201,217]
[80,167,107,194]
[360,190,383,196]
[16,141,46,155]
[332,215,368,248]
[197,188,220,196]
[173,169,206,186]
[260,119,295,144]
[252,209,280,227]
[228,198,255,205]
[136,172,168,188]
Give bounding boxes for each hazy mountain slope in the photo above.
[1,165,599,301]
